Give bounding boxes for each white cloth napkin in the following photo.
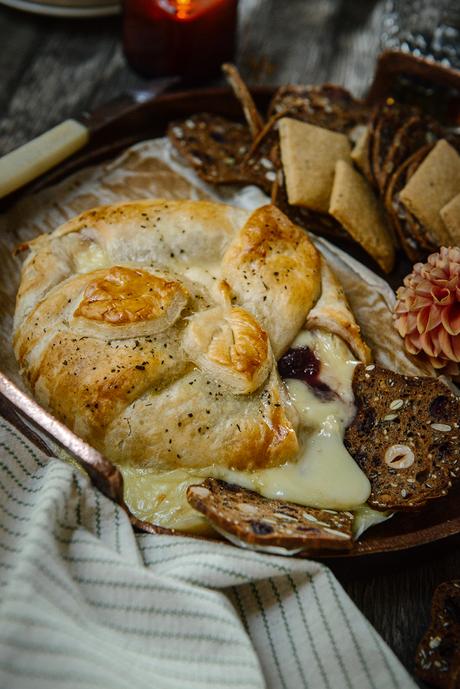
[0,417,417,689]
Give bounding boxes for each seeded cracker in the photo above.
[344,365,460,511]
[279,118,351,213]
[371,103,413,192]
[384,145,432,262]
[168,113,255,182]
[187,478,353,552]
[268,84,369,134]
[400,140,460,247]
[222,63,264,138]
[415,580,460,689]
[329,160,395,273]
[441,193,460,245]
[380,114,441,194]
[395,144,444,253]
[168,113,281,194]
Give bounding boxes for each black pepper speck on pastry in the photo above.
[13,201,326,473]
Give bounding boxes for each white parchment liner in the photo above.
[0,137,433,391]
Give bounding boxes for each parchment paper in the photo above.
[0,137,433,392]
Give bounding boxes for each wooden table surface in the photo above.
[0,1,458,685]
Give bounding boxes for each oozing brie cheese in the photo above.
[217,330,370,509]
[352,505,392,539]
[121,328,372,533]
[74,243,109,274]
[121,466,214,535]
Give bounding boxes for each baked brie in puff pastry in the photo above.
[14,200,373,533]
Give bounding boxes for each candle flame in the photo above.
[176,0,194,19]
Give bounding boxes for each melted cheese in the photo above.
[217,381,369,509]
[217,330,370,510]
[121,328,373,534]
[74,244,108,273]
[121,466,214,535]
[353,505,392,539]
[293,329,356,402]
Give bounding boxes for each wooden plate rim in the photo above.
[2,78,460,558]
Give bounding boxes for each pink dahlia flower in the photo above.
[393,246,460,375]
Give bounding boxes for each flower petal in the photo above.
[428,355,447,370]
[414,280,433,296]
[452,335,460,362]
[394,315,408,337]
[416,306,431,334]
[404,335,420,355]
[441,303,460,336]
[426,305,443,332]
[438,327,456,361]
[420,331,438,358]
[412,294,434,310]
[431,286,453,305]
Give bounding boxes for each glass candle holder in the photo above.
[123,0,239,82]
[382,0,460,70]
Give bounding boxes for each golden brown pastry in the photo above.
[14,199,369,478]
[183,304,272,395]
[306,257,372,364]
[221,205,321,357]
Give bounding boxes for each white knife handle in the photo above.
[0,119,89,199]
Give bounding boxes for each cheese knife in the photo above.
[0,76,179,200]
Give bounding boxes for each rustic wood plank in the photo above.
[238,0,343,85]
[86,43,152,108]
[326,0,385,96]
[0,15,121,152]
[0,9,41,114]
[236,0,383,95]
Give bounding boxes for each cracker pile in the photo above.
[358,102,460,261]
[168,65,460,273]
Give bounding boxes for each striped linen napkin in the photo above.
[0,417,416,689]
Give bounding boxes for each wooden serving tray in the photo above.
[1,51,460,558]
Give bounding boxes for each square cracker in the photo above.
[440,192,460,244]
[399,139,460,246]
[351,126,372,181]
[329,160,394,273]
[279,117,351,213]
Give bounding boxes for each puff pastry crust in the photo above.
[14,199,370,472]
[306,257,372,364]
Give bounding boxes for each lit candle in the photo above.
[123,0,239,82]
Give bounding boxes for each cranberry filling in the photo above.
[277,346,336,401]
